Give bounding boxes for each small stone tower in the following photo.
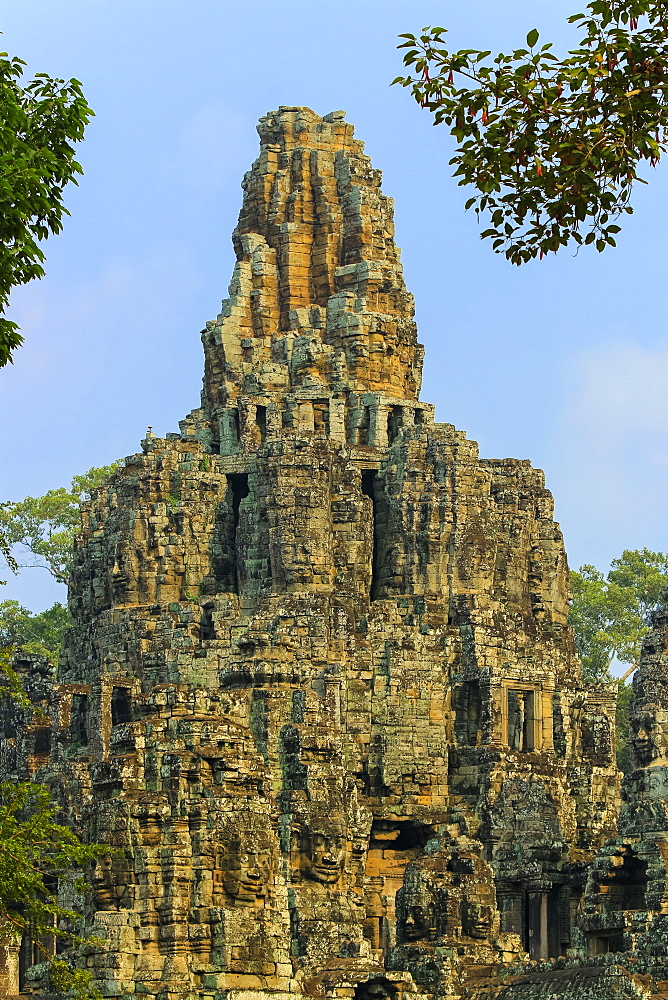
[3,108,620,1000]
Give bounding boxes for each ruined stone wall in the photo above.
[459,598,668,999]
[1,108,621,1000]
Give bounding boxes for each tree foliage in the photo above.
[0,600,71,664]
[0,779,105,999]
[394,0,668,263]
[569,547,668,682]
[616,679,634,772]
[0,504,18,586]
[0,647,33,711]
[0,650,106,998]
[0,49,93,365]
[0,463,120,587]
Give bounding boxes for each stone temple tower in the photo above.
[3,108,620,1000]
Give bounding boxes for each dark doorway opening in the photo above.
[599,849,648,912]
[255,405,267,443]
[71,694,89,746]
[387,406,403,445]
[362,470,381,600]
[200,604,215,641]
[33,728,51,753]
[227,473,250,594]
[357,407,370,446]
[111,687,132,726]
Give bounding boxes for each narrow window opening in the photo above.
[33,728,51,753]
[391,821,433,851]
[200,604,215,641]
[525,891,548,960]
[255,405,267,443]
[523,690,535,750]
[362,470,381,600]
[454,681,482,746]
[71,694,89,746]
[357,407,370,446]
[228,474,250,532]
[521,886,566,960]
[19,922,55,990]
[547,886,563,958]
[552,696,567,758]
[313,399,330,434]
[232,409,240,441]
[111,687,132,726]
[387,406,403,445]
[588,930,626,956]
[19,933,32,990]
[599,850,648,911]
[226,474,250,594]
[361,469,375,498]
[508,689,536,751]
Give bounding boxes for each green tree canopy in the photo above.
[395,0,668,263]
[0,600,70,664]
[0,463,120,587]
[0,778,105,999]
[568,548,668,682]
[0,504,18,586]
[0,650,106,998]
[0,49,93,365]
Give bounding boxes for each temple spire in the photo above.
[201,107,424,422]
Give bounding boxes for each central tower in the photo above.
[7,108,619,1000]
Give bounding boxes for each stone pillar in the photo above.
[297,401,315,434]
[329,397,346,444]
[372,402,388,449]
[527,891,549,960]
[0,929,20,997]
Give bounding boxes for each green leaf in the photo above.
[393,10,668,264]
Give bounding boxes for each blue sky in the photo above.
[1,0,667,612]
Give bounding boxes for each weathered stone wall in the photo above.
[0,108,623,1000]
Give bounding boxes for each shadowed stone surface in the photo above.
[1,107,647,1000]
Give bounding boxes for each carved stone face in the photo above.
[304,829,346,884]
[402,902,433,941]
[632,712,658,765]
[93,854,127,910]
[222,837,270,904]
[462,899,492,941]
[629,704,668,768]
[109,543,136,605]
